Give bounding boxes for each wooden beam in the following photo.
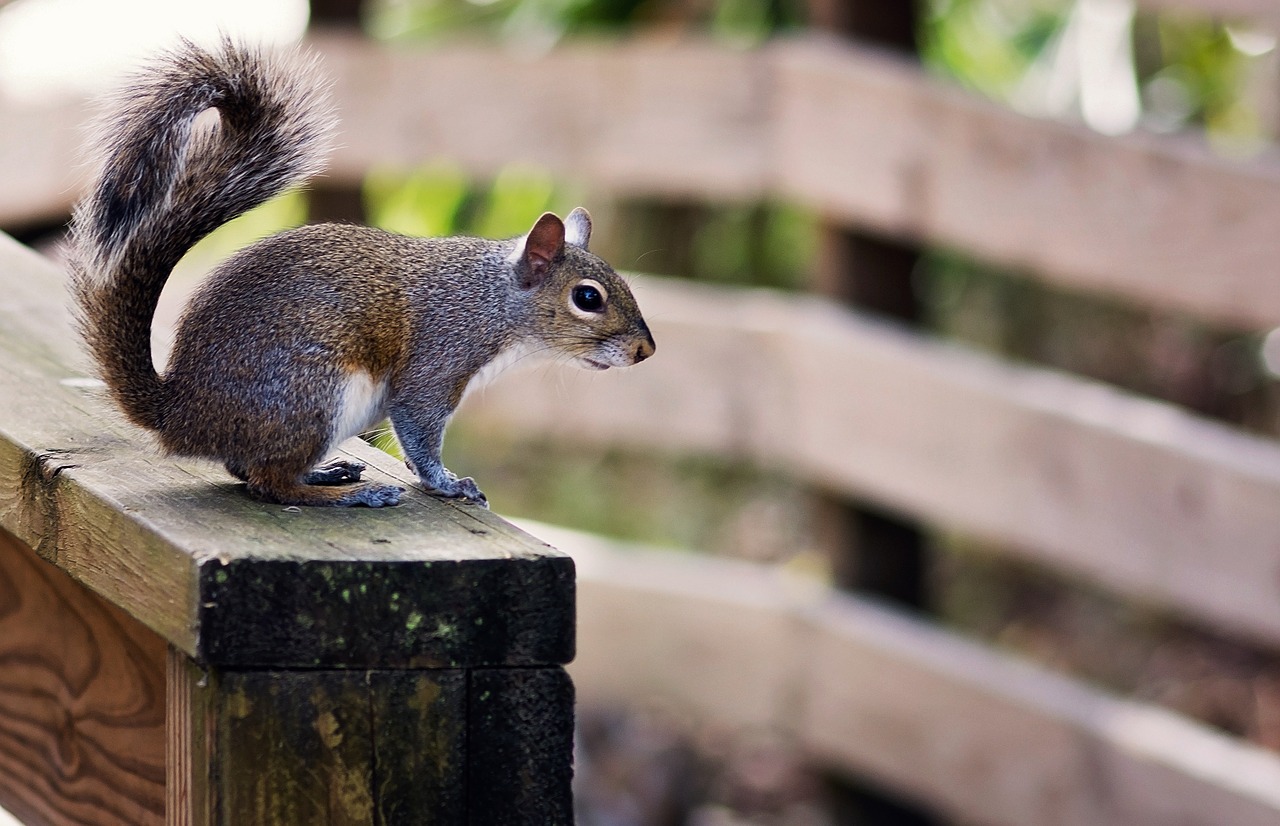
[804,0,932,633]
[771,38,1280,330]
[166,652,573,825]
[309,32,771,202]
[459,275,1280,648]
[530,522,1280,826]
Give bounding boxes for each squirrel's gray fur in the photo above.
[67,39,654,508]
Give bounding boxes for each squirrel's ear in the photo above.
[514,212,565,289]
[564,207,592,250]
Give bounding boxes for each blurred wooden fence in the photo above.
[4,1,1280,823]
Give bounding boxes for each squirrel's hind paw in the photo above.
[305,458,367,485]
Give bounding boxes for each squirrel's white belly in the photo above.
[332,370,388,446]
[463,339,541,403]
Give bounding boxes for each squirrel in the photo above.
[68,39,655,509]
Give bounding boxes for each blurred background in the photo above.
[4,0,1280,823]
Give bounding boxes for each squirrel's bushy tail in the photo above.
[69,38,334,432]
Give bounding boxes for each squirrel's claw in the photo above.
[452,477,489,508]
[422,470,488,508]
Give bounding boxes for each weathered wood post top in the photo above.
[0,232,576,824]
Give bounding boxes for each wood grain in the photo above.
[460,275,1280,648]
[0,528,166,826]
[771,39,1280,329]
[166,651,211,826]
[167,664,570,825]
[532,521,1280,826]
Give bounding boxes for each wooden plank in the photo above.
[168,659,462,826]
[166,650,212,826]
[214,669,375,825]
[528,521,1280,826]
[312,32,769,203]
[803,0,933,621]
[802,598,1280,826]
[199,555,573,669]
[0,528,166,826]
[170,662,573,825]
[317,34,1280,328]
[0,235,574,667]
[460,275,1280,647]
[541,527,812,734]
[773,38,1280,329]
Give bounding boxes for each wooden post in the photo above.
[807,0,930,614]
[0,236,576,824]
[805,2,941,822]
[306,0,368,226]
[165,548,575,825]
[0,483,576,826]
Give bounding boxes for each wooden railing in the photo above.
[0,235,575,823]
[536,522,1280,826]
[10,33,1280,327]
[4,2,1280,823]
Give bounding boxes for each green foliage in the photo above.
[920,0,1066,97]
[175,191,307,277]
[364,162,566,239]
[691,203,815,289]
[473,165,558,238]
[365,162,469,238]
[1139,17,1273,148]
[367,0,801,44]
[921,0,1276,145]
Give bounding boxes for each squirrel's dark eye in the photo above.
[572,284,605,313]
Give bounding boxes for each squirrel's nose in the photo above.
[633,333,655,364]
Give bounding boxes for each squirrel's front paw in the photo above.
[430,473,489,508]
[452,476,488,507]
